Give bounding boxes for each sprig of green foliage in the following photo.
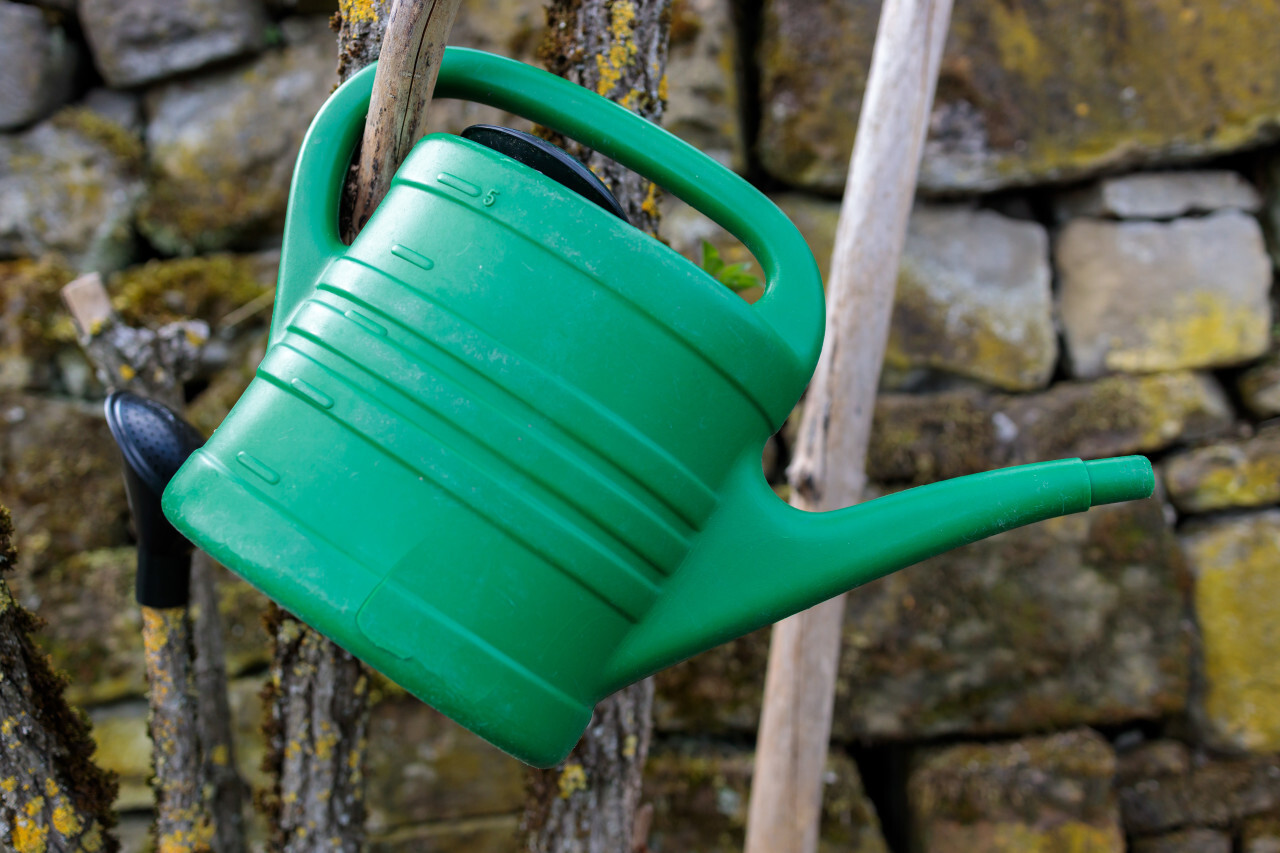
[700,241,762,292]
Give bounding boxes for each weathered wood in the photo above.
[62,273,248,853]
[349,0,465,236]
[61,273,207,411]
[143,606,213,853]
[519,3,670,850]
[190,552,249,853]
[260,609,370,853]
[744,3,954,853]
[0,506,120,853]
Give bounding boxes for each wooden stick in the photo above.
[348,0,465,236]
[743,3,953,852]
[62,273,248,853]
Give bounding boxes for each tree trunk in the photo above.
[261,4,467,846]
[0,506,120,853]
[259,609,370,853]
[520,3,671,850]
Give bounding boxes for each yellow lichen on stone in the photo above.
[1183,513,1280,753]
[928,820,1124,852]
[557,762,588,798]
[986,1,1049,88]
[1103,291,1268,375]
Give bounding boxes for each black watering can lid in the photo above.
[462,124,629,223]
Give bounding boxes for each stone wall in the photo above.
[1,0,1279,850]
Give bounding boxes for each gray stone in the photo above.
[0,393,130,577]
[760,0,1280,194]
[0,255,80,393]
[1133,828,1232,853]
[1056,171,1263,221]
[81,88,144,137]
[644,744,887,853]
[0,1,78,130]
[663,196,1055,390]
[0,108,144,272]
[868,372,1233,486]
[1262,150,1280,270]
[364,697,524,833]
[659,497,1191,742]
[138,18,335,254]
[1057,212,1272,377]
[1163,426,1280,513]
[1240,353,1280,418]
[1245,814,1280,853]
[78,0,269,88]
[909,730,1123,853]
[1117,740,1280,836]
[87,700,151,811]
[833,498,1188,740]
[1182,511,1280,754]
[887,206,1056,391]
[663,0,745,171]
[367,816,521,853]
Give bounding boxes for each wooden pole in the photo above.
[743,3,953,852]
[348,0,465,236]
[63,274,249,853]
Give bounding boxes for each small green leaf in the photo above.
[700,240,725,277]
[699,241,763,292]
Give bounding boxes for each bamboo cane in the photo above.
[743,3,954,852]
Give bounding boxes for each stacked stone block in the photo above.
[2,0,1279,849]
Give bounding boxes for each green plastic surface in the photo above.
[162,47,1155,768]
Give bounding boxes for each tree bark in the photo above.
[190,551,249,853]
[259,609,370,853]
[537,0,671,235]
[144,606,214,853]
[263,5,465,847]
[0,506,120,853]
[520,3,671,850]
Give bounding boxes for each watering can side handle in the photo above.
[433,48,826,375]
[272,64,378,345]
[600,453,1155,694]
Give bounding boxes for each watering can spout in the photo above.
[602,454,1153,693]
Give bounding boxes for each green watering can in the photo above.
[162,47,1154,767]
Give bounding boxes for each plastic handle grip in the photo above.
[275,48,825,371]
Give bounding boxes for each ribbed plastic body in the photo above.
[169,132,799,764]
[163,49,1155,767]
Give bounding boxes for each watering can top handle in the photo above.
[276,47,825,372]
